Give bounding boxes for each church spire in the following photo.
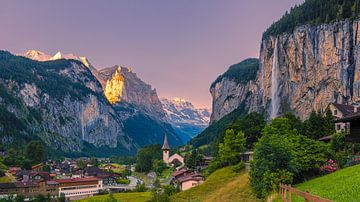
[161,133,170,150]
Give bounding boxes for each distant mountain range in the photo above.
[0,49,187,157]
[161,98,210,142]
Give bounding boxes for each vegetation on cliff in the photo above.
[210,58,259,89]
[263,0,360,39]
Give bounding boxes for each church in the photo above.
[162,134,184,169]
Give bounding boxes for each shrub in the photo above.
[320,159,339,175]
[232,161,245,173]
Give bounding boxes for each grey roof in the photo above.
[161,133,170,150]
[332,103,358,116]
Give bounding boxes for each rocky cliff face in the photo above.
[18,50,183,152]
[100,66,166,120]
[211,20,360,121]
[0,51,133,154]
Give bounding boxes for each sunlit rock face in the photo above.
[99,65,166,120]
[104,67,125,104]
[211,19,360,121]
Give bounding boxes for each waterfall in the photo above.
[270,38,280,119]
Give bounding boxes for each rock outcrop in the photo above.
[100,65,166,120]
[0,51,133,154]
[210,20,360,122]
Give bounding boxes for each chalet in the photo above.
[171,169,204,191]
[177,173,204,191]
[16,171,51,182]
[55,177,103,200]
[335,111,360,143]
[327,103,359,132]
[84,166,102,176]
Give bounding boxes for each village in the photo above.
[0,133,215,201]
[0,102,359,201]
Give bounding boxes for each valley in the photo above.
[2,0,360,202]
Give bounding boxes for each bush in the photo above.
[231,161,245,173]
[320,159,339,175]
[116,178,130,185]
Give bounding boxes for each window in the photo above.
[336,124,341,131]
[334,110,338,115]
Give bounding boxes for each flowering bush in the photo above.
[320,159,339,175]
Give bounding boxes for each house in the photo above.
[94,173,119,186]
[335,111,360,142]
[177,173,204,191]
[162,134,184,168]
[0,181,59,199]
[171,169,204,191]
[55,177,103,200]
[327,103,359,132]
[15,171,51,182]
[84,166,102,176]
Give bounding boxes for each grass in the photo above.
[171,167,259,202]
[291,164,360,202]
[76,192,152,202]
[0,174,14,183]
[160,168,174,178]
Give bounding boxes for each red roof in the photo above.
[55,177,99,184]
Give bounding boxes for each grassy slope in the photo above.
[76,192,152,202]
[292,164,360,202]
[171,167,258,202]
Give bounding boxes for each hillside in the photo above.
[292,164,360,202]
[171,167,258,202]
[190,104,247,147]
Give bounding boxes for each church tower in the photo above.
[161,133,170,164]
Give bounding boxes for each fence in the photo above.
[279,183,333,202]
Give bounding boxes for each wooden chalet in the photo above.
[335,111,360,142]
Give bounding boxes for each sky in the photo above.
[0,0,304,108]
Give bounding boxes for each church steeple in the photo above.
[161,133,170,150]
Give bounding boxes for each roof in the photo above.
[161,133,170,150]
[55,177,99,184]
[0,182,38,189]
[331,103,358,116]
[171,169,190,177]
[178,174,204,183]
[335,111,360,122]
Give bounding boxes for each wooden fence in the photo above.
[279,183,333,202]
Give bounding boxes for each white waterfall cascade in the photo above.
[270,38,280,119]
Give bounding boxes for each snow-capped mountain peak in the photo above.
[21,50,91,68]
[161,97,211,141]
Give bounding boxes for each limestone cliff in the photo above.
[100,65,166,120]
[211,20,360,121]
[0,51,133,154]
